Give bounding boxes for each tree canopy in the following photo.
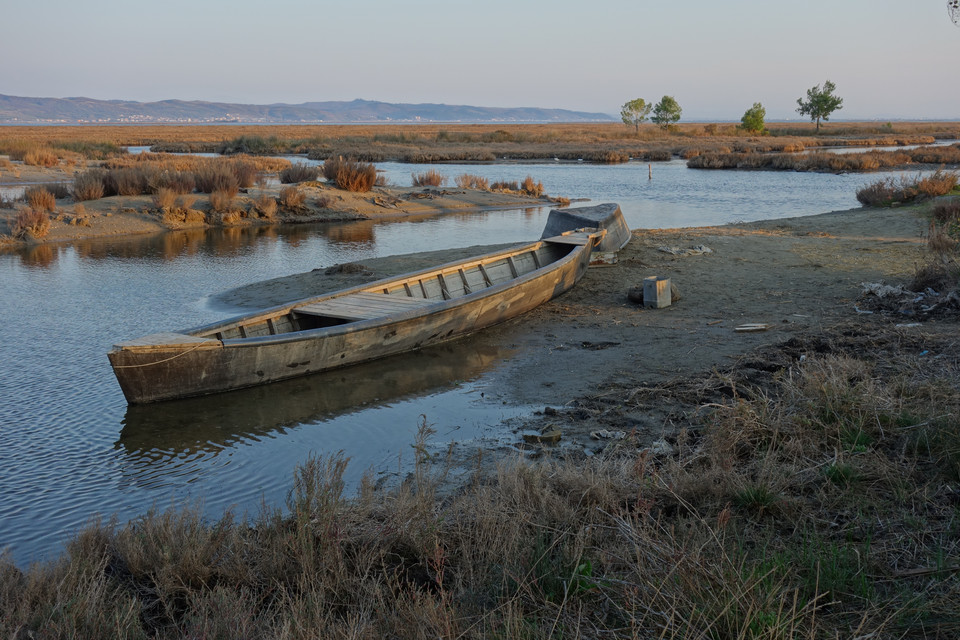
[652,96,682,129]
[620,98,652,134]
[796,80,843,131]
[739,102,766,133]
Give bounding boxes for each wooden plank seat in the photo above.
[295,291,440,321]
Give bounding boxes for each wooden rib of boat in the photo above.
[109,203,628,404]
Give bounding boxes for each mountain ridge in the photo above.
[0,95,614,124]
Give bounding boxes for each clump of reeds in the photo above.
[72,170,107,201]
[23,147,59,167]
[323,157,377,192]
[12,207,51,239]
[278,186,306,211]
[24,186,56,213]
[195,165,240,195]
[208,189,235,213]
[521,175,544,197]
[454,173,489,190]
[279,162,319,184]
[252,194,277,219]
[856,170,958,206]
[490,180,519,191]
[411,169,446,187]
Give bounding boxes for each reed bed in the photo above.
[5,123,958,165]
[3,318,959,638]
[855,169,958,206]
[688,143,960,173]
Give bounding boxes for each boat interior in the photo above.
[204,239,582,340]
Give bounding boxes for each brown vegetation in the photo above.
[323,157,377,192]
[12,207,50,238]
[5,122,959,167]
[411,169,446,187]
[689,144,960,173]
[521,176,544,198]
[24,186,56,213]
[454,174,489,190]
[3,323,960,638]
[279,162,320,184]
[278,186,306,211]
[856,170,958,206]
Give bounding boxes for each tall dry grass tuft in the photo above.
[151,187,178,211]
[280,162,320,184]
[454,173,489,190]
[195,165,239,195]
[23,147,59,167]
[278,186,306,211]
[252,194,277,219]
[208,189,235,212]
[326,157,377,192]
[13,208,51,239]
[857,170,959,206]
[411,170,446,187]
[24,186,56,213]
[521,175,544,197]
[72,170,107,201]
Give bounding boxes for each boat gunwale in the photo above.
[111,231,601,353]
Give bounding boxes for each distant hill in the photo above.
[0,95,614,124]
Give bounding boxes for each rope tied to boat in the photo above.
[111,343,207,368]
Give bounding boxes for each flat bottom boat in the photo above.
[108,203,629,403]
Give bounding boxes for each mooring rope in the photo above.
[111,342,208,368]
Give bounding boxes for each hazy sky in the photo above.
[3,0,958,120]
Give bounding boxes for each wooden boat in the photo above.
[109,203,629,404]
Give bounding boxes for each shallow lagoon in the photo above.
[0,159,930,566]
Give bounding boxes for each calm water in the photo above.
[0,160,933,566]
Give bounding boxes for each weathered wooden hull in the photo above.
[109,232,600,404]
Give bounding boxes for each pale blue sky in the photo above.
[3,0,958,120]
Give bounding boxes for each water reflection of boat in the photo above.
[116,342,507,459]
[109,203,629,404]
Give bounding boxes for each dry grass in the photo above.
[6,123,959,166]
[454,173,489,190]
[208,189,235,213]
[24,186,56,213]
[252,194,277,219]
[521,175,544,197]
[12,207,51,238]
[72,170,106,201]
[856,170,958,206]
[279,162,319,184]
[4,324,960,639]
[323,156,377,192]
[689,144,960,173]
[278,186,305,212]
[411,169,446,187]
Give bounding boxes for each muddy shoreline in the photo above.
[216,203,934,477]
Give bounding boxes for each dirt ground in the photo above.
[216,203,944,477]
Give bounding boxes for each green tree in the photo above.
[796,80,843,131]
[652,96,682,129]
[620,98,652,134]
[739,102,766,133]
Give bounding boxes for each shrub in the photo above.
[278,186,306,211]
[209,189,235,212]
[24,186,56,213]
[856,171,959,207]
[491,180,519,191]
[227,158,259,189]
[916,169,958,198]
[335,160,377,192]
[152,187,178,211]
[411,169,446,187]
[23,148,58,167]
[280,163,320,184]
[13,208,51,238]
[454,173,489,190]
[45,182,71,199]
[107,167,149,196]
[151,170,196,195]
[321,156,345,181]
[521,175,544,197]
[195,165,239,195]
[73,170,107,201]
[253,194,277,219]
